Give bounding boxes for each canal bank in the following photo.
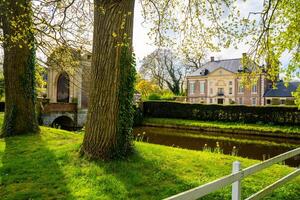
[142,118,300,139]
[133,125,300,167]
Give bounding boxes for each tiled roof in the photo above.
[188,58,243,77]
[264,81,300,97]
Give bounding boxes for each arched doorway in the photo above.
[57,72,70,103]
[52,116,75,130]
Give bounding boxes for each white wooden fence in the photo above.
[165,147,300,200]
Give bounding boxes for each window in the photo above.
[210,98,213,103]
[218,88,224,95]
[252,84,257,93]
[239,97,243,105]
[252,98,256,106]
[267,99,271,105]
[200,82,205,94]
[210,88,213,95]
[189,82,195,94]
[229,81,233,85]
[280,99,286,105]
[238,82,244,93]
[229,87,233,95]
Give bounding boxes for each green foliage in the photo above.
[293,87,300,108]
[35,64,46,96]
[148,93,161,100]
[160,91,175,100]
[133,105,143,127]
[47,45,81,75]
[22,40,37,103]
[112,47,136,159]
[0,72,4,101]
[143,101,300,125]
[0,118,299,199]
[135,78,160,99]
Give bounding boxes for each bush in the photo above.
[160,92,175,101]
[148,93,161,100]
[143,101,300,125]
[133,105,143,126]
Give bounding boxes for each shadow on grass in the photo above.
[0,134,73,200]
[91,150,195,200]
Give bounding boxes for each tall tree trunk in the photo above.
[81,0,135,160]
[0,0,39,137]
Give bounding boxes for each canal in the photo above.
[133,126,300,167]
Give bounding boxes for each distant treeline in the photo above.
[143,101,300,126]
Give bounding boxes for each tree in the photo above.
[0,0,39,137]
[140,49,186,95]
[135,78,160,98]
[0,0,92,137]
[81,0,136,160]
[245,0,300,106]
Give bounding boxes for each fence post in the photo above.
[232,161,241,200]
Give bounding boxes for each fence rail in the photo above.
[165,147,300,200]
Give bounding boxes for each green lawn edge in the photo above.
[0,125,299,199]
[143,118,300,137]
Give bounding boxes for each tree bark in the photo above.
[81,0,135,160]
[1,0,39,137]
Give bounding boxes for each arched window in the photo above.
[57,72,70,103]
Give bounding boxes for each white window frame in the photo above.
[189,81,195,95]
[251,84,257,94]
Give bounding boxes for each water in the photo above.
[133,126,300,167]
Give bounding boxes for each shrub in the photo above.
[133,105,143,126]
[148,93,161,100]
[160,92,175,100]
[143,101,300,125]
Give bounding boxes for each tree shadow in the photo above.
[0,134,73,200]
[92,149,196,200]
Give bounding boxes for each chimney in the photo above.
[210,56,214,62]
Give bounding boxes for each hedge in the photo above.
[143,101,300,125]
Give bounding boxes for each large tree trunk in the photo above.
[81,0,135,160]
[0,0,39,137]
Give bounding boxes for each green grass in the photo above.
[143,118,300,136]
[0,117,299,199]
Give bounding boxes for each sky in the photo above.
[0,1,292,71]
[132,0,291,68]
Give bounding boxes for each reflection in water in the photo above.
[133,126,300,167]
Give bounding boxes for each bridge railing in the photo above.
[165,147,300,200]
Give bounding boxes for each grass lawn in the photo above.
[143,118,300,136]
[0,120,299,199]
